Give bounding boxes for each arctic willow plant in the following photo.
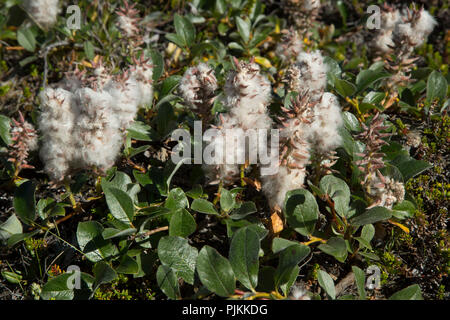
[355,113,405,209]
[38,57,154,181]
[8,112,38,176]
[202,58,273,185]
[373,5,437,87]
[374,5,437,55]
[281,0,321,34]
[275,28,304,63]
[262,50,343,210]
[116,0,144,49]
[179,62,218,122]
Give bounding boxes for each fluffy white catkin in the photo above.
[307,92,343,153]
[275,29,303,62]
[262,51,343,209]
[287,50,328,101]
[374,7,437,53]
[367,176,405,209]
[23,0,60,29]
[38,60,153,181]
[179,63,218,113]
[203,59,273,184]
[224,59,272,131]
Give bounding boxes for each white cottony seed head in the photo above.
[38,60,154,181]
[367,176,405,209]
[203,59,273,184]
[262,50,343,209]
[288,51,328,101]
[179,63,218,110]
[375,8,437,53]
[276,29,303,62]
[307,92,343,152]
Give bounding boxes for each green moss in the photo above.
[0,84,11,96]
[94,274,134,300]
[93,274,156,300]
[23,87,32,99]
[436,285,445,300]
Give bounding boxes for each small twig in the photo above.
[39,40,69,89]
[132,226,169,240]
[335,272,355,297]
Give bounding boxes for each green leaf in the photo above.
[358,251,380,261]
[279,265,299,296]
[228,42,244,51]
[337,0,347,27]
[13,180,36,224]
[186,184,203,199]
[102,227,136,240]
[284,189,319,236]
[149,49,164,81]
[174,14,196,47]
[160,75,182,98]
[196,245,236,297]
[36,198,66,220]
[342,111,361,132]
[338,126,356,156]
[220,188,235,212]
[272,238,299,254]
[236,16,251,43]
[352,266,366,300]
[103,187,134,226]
[0,115,12,146]
[427,71,447,103]
[83,41,95,60]
[317,270,336,299]
[319,175,351,218]
[392,200,416,219]
[2,270,22,284]
[156,265,180,299]
[76,221,119,263]
[360,91,386,113]
[274,244,310,289]
[7,230,39,247]
[102,171,132,191]
[390,155,432,182]
[17,27,36,52]
[229,201,257,220]
[116,255,139,274]
[318,237,348,263]
[248,28,270,48]
[324,56,342,86]
[191,199,219,215]
[93,261,118,293]
[40,273,74,300]
[389,284,423,300]
[127,121,154,141]
[165,188,189,210]
[158,236,198,285]
[215,0,226,15]
[40,271,94,300]
[351,206,392,226]
[229,227,260,291]
[334,78,356,97]
[169,209,196,238]
[356,224,375,249]
[165,33,185,48]
[356,69,390,93]
[361,224,375,243]
[0,214,22,242]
